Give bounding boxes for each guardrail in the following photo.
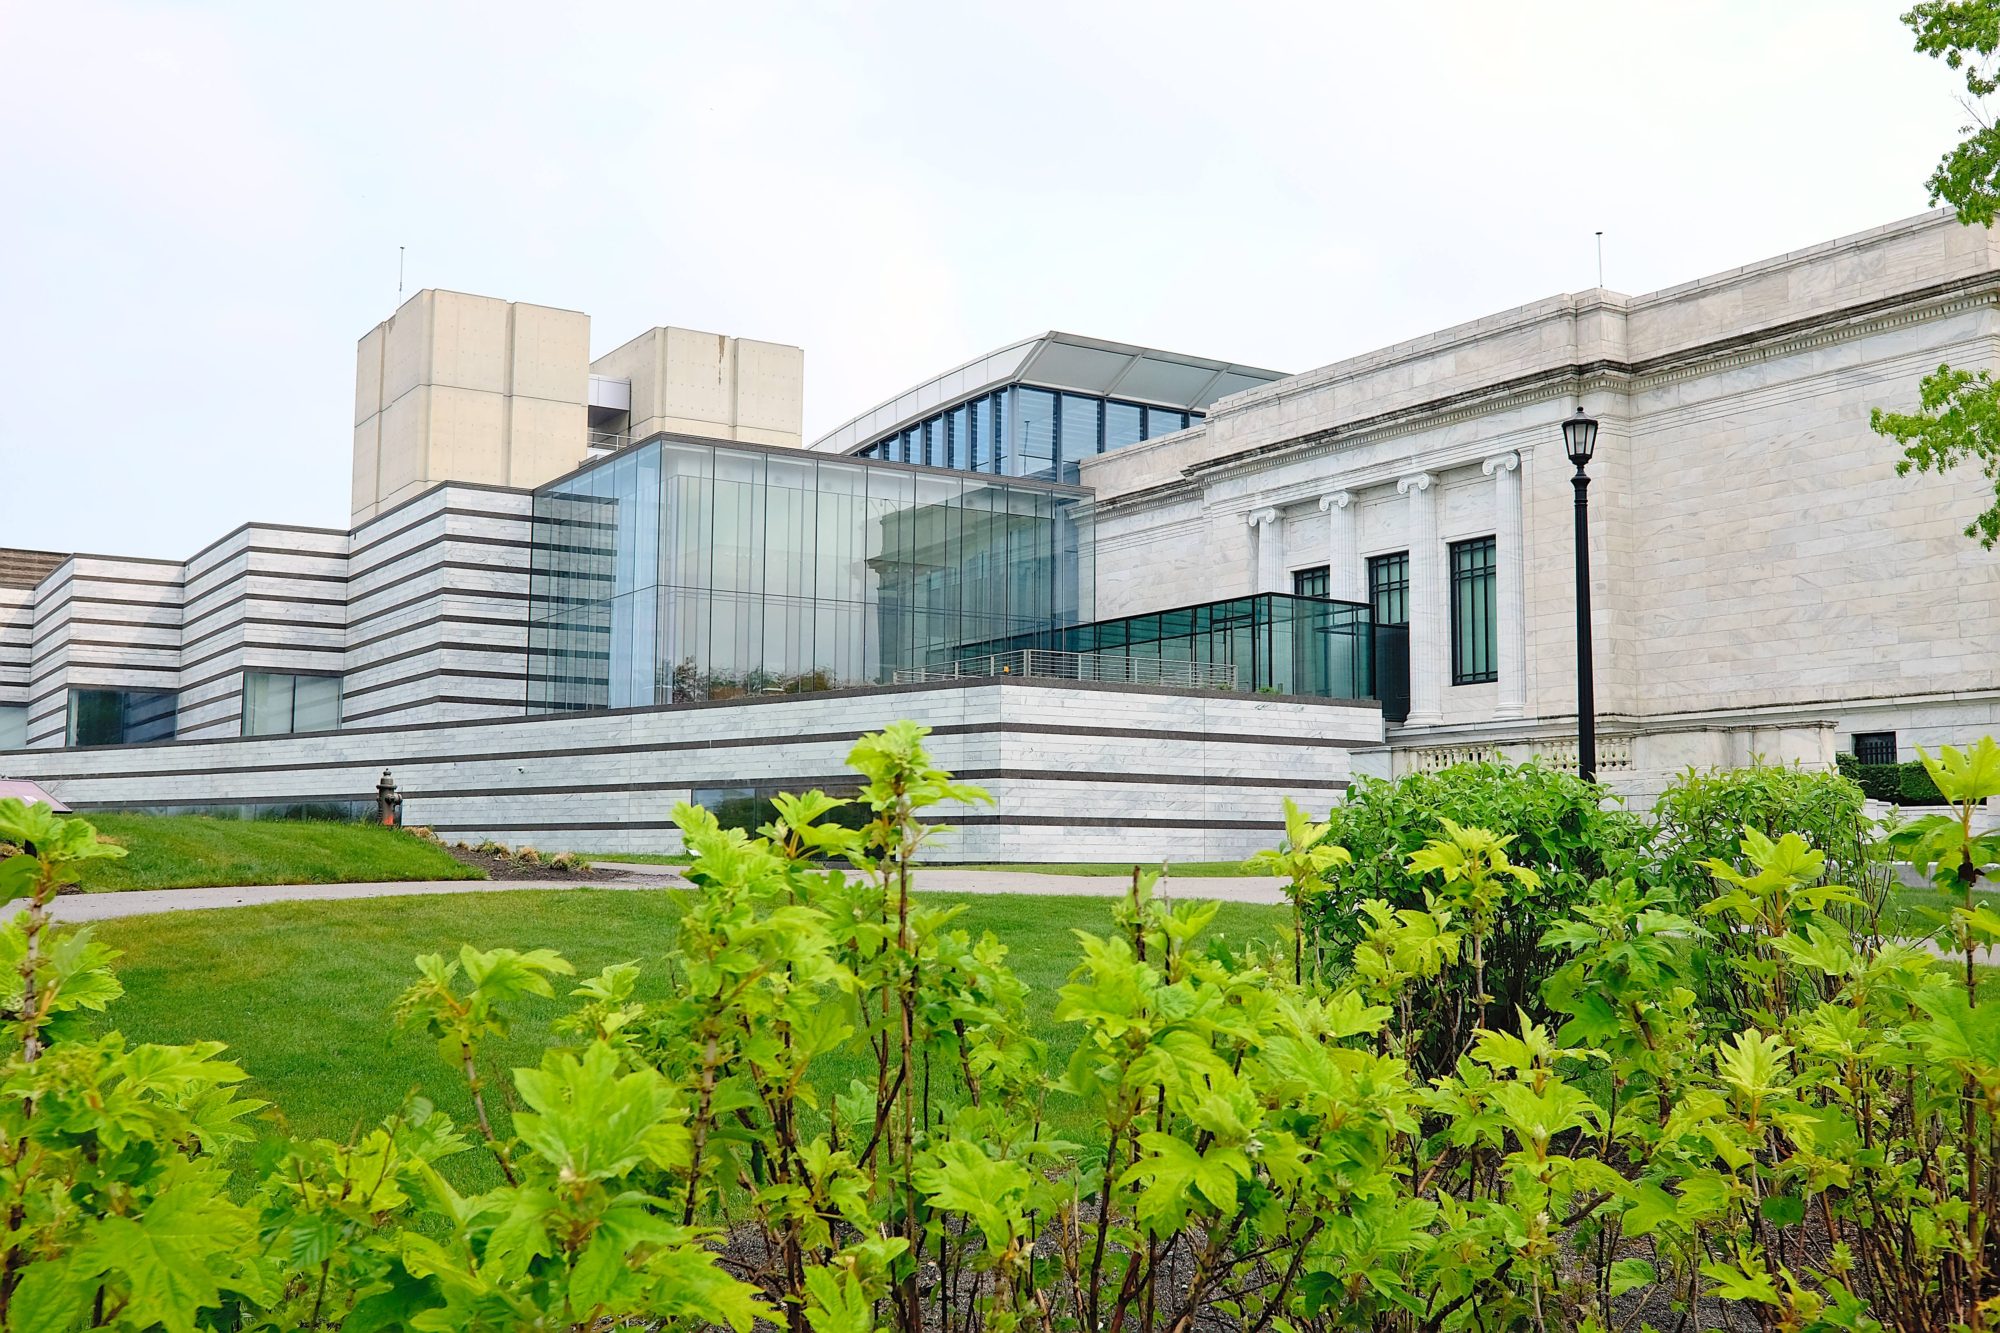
[1404,735,1635,774]
[892,648,1238,692]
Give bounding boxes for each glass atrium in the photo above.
[851,386,1195,484]
[956,593,1375,700]
[527,436,1095,711]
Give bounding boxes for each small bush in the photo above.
[1654,759,1873,895]
[1900,757,1948,803]
[513,845,542,866]
[1315,759,1648,1070]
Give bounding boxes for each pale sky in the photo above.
[0,1,1970,558]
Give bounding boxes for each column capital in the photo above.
[1481,452,1521,476]
[1246,506,1281,528]
[1318,490,1356,512]
[1395,472,1435,495]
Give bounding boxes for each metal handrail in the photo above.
[892,648,1238,691]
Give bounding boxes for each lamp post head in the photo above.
[1561,410,1599,469]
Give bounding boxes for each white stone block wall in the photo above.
[341,484,533,726]
[0,481,536,751]
[22,556,186,748]
[1081,209,2000,766]
[0,680,1382,863]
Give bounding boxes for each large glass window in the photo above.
[528,438,1094,710]
[952,591,1373,701]
[66,688,177,747]
[1058,394,1100,484]
[243,671,342,736]
[1015,388,1058,480]
[1450,536,1498,685]
[1292,565,1329,599]
[0,705,24,749]
[971,395,996,473]
[858,392,1203,477]
[1368,552,1409,626]
[1105,401,1145,453]
[1145,405,1189,439]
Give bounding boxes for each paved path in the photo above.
[3,865,1289,924]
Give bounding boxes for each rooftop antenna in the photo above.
[1594,231,1604,289]
[397,245,406,300]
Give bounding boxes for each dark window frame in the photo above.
[1450,535,1498,686]
[1292,565,1330,599]
[1367,552,1409,627]
[1852,731,1897,766]
[241,669,345,738]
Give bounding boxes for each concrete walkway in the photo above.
[4,864,1289,924]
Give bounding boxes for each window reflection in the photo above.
[528,438,1094,710]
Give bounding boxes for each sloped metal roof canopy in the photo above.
[810,332,1286,455]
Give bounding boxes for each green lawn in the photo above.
[956,861,1266,877]
[73,814,482,892]
[83,888,1283,1188]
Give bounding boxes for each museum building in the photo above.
[3,209,1997,852]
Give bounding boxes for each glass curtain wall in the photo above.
[855,387,1194,481]
[528,438,1094,710]
[956,593,1374,700]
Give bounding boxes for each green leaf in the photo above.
[1759,1193,1806,1227]
[73,1179,254,1333]
[7,1261,92,1333]
[803,1267,877,1333]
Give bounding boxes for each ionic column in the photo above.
[1483,452,1527,719]
[1318,491,1364,601]
[1247,506,1285,594]
[1397,472,1444,726]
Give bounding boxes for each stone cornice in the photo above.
[1165,275,2000,492]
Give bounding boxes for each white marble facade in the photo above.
[0,679,1383,862]
[1084,209,2000,769]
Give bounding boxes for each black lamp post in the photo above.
[1561,408,1599,782]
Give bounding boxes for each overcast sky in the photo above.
[0,1,1971,558]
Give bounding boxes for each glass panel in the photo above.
[242,672,293,737]
[1368,552,1410,627]
[1144,406,1188,439]
[293,675,342,731]
[1015,387,1057,480]
[1105,401,1145,453]
[0,705,24,749]
[947,404,970,470]
[68,688,177,747]
[1449,536,1497,685]
[970,395,994,473]
[1292,565,1330,599]
[1058,394,1100,485]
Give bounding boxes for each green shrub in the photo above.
[1653,760,1873,899]
[1836,750,1950,804]
[6,735,2000,1331]
[1312,759,1647,1065]
[1899,756,1948,803]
